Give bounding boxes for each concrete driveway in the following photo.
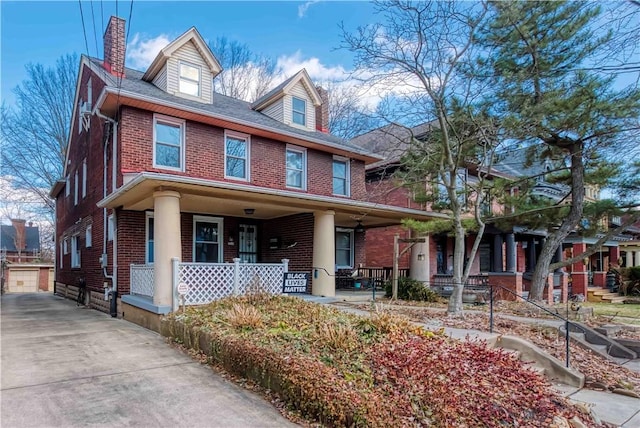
[1,293,297,427]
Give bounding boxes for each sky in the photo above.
[1,0,378,106]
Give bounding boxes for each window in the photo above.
[82,159,87,198]
[63,238,69,255]
[286,146,306,189]
[193,216,223,263]
[74,170,79,205]
[154,115,184,170]
[179,62,201,96]
[335,228,354,268]
[292,96,306,126]
[146,213,154,264]
[85,225,92,248]
[59,242,63,269]
[107,214,114,241]
[225,132,250,180]
[332,157,350,196]
[65,175,70,197]
[71,235,81,268]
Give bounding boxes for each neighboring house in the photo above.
[50,16,440,324]
[1,219,53,293]
[352,123,573,303]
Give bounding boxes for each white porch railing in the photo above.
[173,258,289,307]
[130,264,154,297]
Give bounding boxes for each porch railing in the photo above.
[130,264,154,297]
[174,258,289,306]
[432,273,489,287]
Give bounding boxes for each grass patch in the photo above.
[163,295,599,427]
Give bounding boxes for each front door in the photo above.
[238,224,257,263]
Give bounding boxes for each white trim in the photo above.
[335,227,354,269]
[285,145,307,191]
[332,156,350,197]
[192,215,224,263]
[85,224,92,248]
[145,212,154,264]
[224,130,251,182]
[71,234,81,268]
[178,60,201,97]
[82,158,87,198]
[153,114,185,172]
[65,175,70,197]
[108,214,115,241]
[97,172,450,221]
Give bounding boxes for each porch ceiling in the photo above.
[98,172,448,228]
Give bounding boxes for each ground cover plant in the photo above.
[164,294,601,427]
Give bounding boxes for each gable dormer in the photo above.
[251,69,322,132]
[142,28,222,104]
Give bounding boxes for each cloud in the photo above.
[126,33,172,70]
[276,51,349,82]
[298,1,321,18]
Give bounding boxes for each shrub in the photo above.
[225,303,264,330]
[385,277,440,301]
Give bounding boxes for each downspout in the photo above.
[96,109,118,317]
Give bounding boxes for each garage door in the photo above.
[7,269,39,293]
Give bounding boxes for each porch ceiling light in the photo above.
[244,208,255,215]
[354,220,365,233]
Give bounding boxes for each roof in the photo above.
[88,57,376,160]
[350,121,437,169]
[250,69,322,110]
[0,225,40,253]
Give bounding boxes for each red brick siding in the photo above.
[365,226,411,269]
[117,107,368,200]
[260,213,314,271]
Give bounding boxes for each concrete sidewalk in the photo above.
[1,293,296,428]
[313,293,640,427]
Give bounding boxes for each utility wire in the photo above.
[78,0,91,58]
[90,0,100,59]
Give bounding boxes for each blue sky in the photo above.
[1,1,376,105]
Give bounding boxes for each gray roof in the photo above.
[350,121,437,169]
[91,58,373,158]
[250,72,297,109]
[0,225,40,253]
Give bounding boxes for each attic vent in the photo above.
[80,101,92,132]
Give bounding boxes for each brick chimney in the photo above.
[10,219,26,252]
[104,16,126,77]
[315,86,329,133]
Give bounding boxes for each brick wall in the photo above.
[365,226,411,269]
[118,107,368,201]
[260,213,314,271]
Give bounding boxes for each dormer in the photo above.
[251,69,323,132]
[142,28,222,104]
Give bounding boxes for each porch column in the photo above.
[493,235,503,272]
[527,239,537,272]
[571,242,588,296]
[636,251,640,267]
[312,210,335,297]
[554,245,563,273]
[505,233,516,273]
[410,234,429,284]
[153,190,182,308]
[627,251,634,268]
[609,245,620,267]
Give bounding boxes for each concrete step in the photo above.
[602,295,626,304]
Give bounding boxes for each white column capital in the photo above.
[314,209,335,217]
[153,189,181,199]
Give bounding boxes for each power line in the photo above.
[77,0,91,58]
[90,0,100,59]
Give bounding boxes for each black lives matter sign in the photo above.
[282,272,310,293]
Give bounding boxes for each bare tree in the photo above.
[1,54,77,212]
[209,37,278,102]
[323,81,381,140]
[342,0,497,315]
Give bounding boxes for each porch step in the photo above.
[587,288,620,303]
[602,295,626,304]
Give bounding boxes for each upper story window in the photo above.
[107,214,115,241]
[74,170,79,206]
[179,62,201,97]
[154,115,185,171]
[332,157,350,197]
[71,235,81,268]
[82,159,87,198]
[85,225,92,248]
[65,175,70,197]
[292,96,306,126]
[225,131,250,181]
[286,146,306,190]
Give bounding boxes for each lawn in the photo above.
[164,294,602,427]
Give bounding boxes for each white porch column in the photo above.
[636,251,640,267]
[153,190,182,307]
[312,210,335,297]
[627,251,634,268]
[410,234,430,284]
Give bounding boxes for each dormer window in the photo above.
[179,62,200,97]
[292,97,306,126]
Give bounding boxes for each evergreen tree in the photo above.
[480,1,640,300]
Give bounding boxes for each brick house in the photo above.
[352,122,576,303]
[50,16,441,323]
